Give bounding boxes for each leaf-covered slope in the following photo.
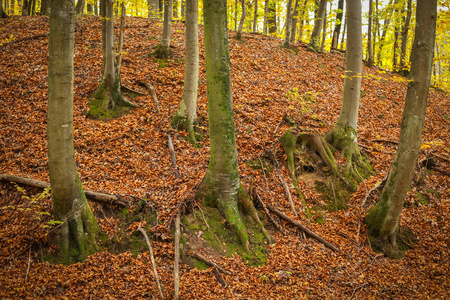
[0,16,449,299]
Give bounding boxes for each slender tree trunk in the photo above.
[173,0,179,18]
[290,0,299,43]
[377,0,394,66]
[267,0,276,35]
[181,0,186,18]
[48,0,100,264]
[367,0,374,66]
[253,0,258,32]
[153,0,173,57]
[237,0,246,40]
[263,0,268,34]
[172,0,198,142]
[0,0,8,17]
[282,0,293,47]
[22,0,28,16]
[373,0,378,63]
[326,0,373,179]
[30,0,35,15]
[148,0,159,18]
[365,0,437,259]
[298,0,308,42]
[104,0,115,92]
[76,0,85,14]
[392,0,401,71]
[308,0,326,50]
[339,11,346,50]
[320,3,328,51]
[331,0,344,49]
[399,0,412,74]
[94,0,98,15]
[87,3,93,14]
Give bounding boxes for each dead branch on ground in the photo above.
[187,251,232,275]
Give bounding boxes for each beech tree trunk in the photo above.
[263,0,268,34]
[253,0,258,32]
[267,0,276,34]
[22,0,28,16]
[76,0,85,14]
[148,0,159,18]
[308,0,326,50]
[331,0,344,49]
[0,0,8,18]
[48,0,100,264]
[154,0,172,57]
[237,0,246,40]
[198,0,268,252]
[290,0,299,43]
[104,0,115,93]
[326,0,373,179]
[172,0,198,142]
[377,0,394,65]
[282,0,293,48]
[173,0,179,18]
[399,0,412,73]
[367,0,374,66]
[365,0,437,258]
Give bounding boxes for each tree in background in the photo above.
[172,0,199,142]
[326,0,374,181]
[1,0,8,18]
[367,0,374,66]
[76,0,85,14]
[153,0,173,57]
[365,0,437,258]
[148,0,160,18]
[197,0,269,254]
[47,0,101,264]
[282,0,293,48]
[308,0,327,50]
[399,0,413,75]
[237,0,246,40]
[331,0,344,49]
[290,0,300,43]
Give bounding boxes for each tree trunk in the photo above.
[308,0,326,50]
[290,0,299,43]
[367,0,374,67]
[199,0,268,252]
[48,0,100,264]
[339,10,346,50]
[263,0,268,34]
[252,0,257,32]
[76,0,85,14]
[104,0,115,93]
[94,0,98,15]
[365,0,437,259]
[377,0,394,66]
[282,0,293,47]
[154,0,173,57]
[373,0,378,63]
[399,0,412,74]
[87,3,93,14]
[298,0,308,42]
[392,0,401,71]
[172,0,198,142]
[0,0,8,18]
[326,0,373,180]
[173,0,179,18]
[320,2,328,51]
[40,0,49,15]
[267,0,276,35]
[331,0,344,49]
[181,0,185,18]
[147,0,159,18]
[22,0,28,16]
[237,0,246,40]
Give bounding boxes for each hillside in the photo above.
[0,16,449,299]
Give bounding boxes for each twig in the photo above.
[266,150,298,217]
[137,224,164,299]
[137,80,161,114]
[338,232,373,258]
[432,166,450,177]
[0,33,48,49]
[433,153,450,163]
[371,138,398,145]
[173,214,181,300]
[348,282,368,300]
[187,251,232,275]
[25,247,32,283]
[252,187,285,235]
[359,254,383,275]
[167,133,180,179]
[213,267,229,287]
[0,174,130,207]
[264,202,341,253]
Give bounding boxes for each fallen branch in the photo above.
[432,166,450,177]
[187,251,232,275]
[266,150,298,217]
[137,224,164,299]
[264,201,341,253]
[121,85,147,96]
[137,80,161,114]
[0,174,130,207]
[251,187,285,235]
[371,138,398,145]
[212,267,229,287]
[0,33,48,49]
[173,213,181,300]
[167,133,180,179]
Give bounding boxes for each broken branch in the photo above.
[187,251,232,275]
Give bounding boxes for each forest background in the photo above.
[0,0,450,299]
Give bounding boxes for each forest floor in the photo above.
[0,16,449,299]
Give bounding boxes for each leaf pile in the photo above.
[0,16,449,299]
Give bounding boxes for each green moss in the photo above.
[416,192,429,206]
[247,158,272,173]
[315,180,350,211]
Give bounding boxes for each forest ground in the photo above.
[0,16,449,299]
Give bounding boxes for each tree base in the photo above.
[152,43,172,59]
[171,114,197,145]
[367,225,416,259]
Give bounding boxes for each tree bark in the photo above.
[0,0,8,18]
[154,0,173,57]
[48,0,100,264]
[147,0,159,18]
[172,0,199,142]
[282,0,293,47]
[76,0,85,14]
[22,0,28,16]
[331,0,344,49]
[267,0,276,34]
[253,0,258,32]
[263,0,268,34]
[173,0,179,18]
[365,0,437,258]
[320,2,328,51]
[104,0,115,92]
[399,0,412,74]
[290,0,299,43]
[308,0,326,50]
[367,0,374,66]
[237,0,246,40]
[377,0,394,65]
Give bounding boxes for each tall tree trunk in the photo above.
[331,0,344,49]
[290,0,299,43]
[282,0,293,47]
[76,0,85,14]
[199,0,269,253]
[263,0,268,34]
[94,0,98,15]
[22,0,28,16]
[172,0,198,142]
[320,2,328,51]
[104,0,115,92]
[377,0,394,66]
[181,0,186,18]
[253,0,257,32]
[173,0,179,18]
[399,0,412,74]
[367,0,374,66]
[48,0,100,264]
[298,0,308,42]
[392,0,401,71]
[308,0,326,50]
[365,0,437,259]
[153,0,173,57]
[267,0,276,35]
[236,0,246,40]
[373,0,378,63]
[30,0,36,15]
[148,0,159,18]
[0,0,8,17]
[87,3,93,14]
[339,11,346,50]
[326,0,373,180]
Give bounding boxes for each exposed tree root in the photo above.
[152,43,172,59]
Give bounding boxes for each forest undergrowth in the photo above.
[0,16,449,299]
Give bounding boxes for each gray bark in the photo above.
[366,0,437,258]
[0,0,8,17]
[290,0,299,43]
[331,0,344,49]
[154,0,173,57]
[147,0,159,18]
[173,0,179,18]
[367,0,374,66]
[308,0,326,50]
[22,0,28,16]
[267,0,276,34]
[173,0,198,141]
[282,0,293,47]
[237,0,246,40]
[104,0,115,92]
[253,0,258,32]
[399,0,412,72]
[48,0,100,263]
[76,0,85,14]
[377,0,394,65]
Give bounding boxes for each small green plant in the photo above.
[286,88,318,114]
